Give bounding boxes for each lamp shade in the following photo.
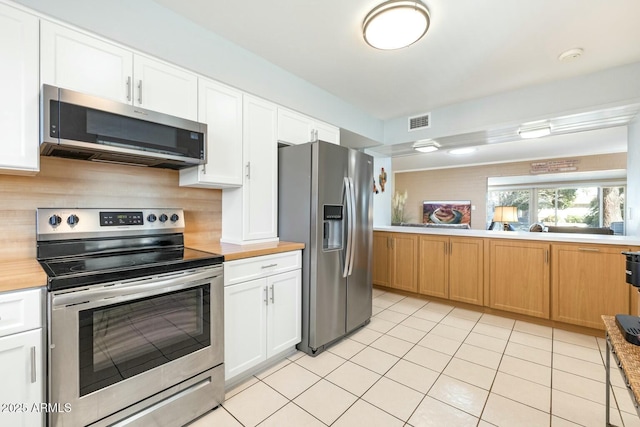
[492,206,518,223]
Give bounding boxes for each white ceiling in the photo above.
[151,0,640,166]
[152,0,640,121]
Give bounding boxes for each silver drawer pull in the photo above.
[578,247,600,252]
[261,263,278,269]
[30,346,36,383]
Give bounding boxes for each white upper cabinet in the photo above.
[132,54,198,121]
[277,107,340,145]
[221,94,278,244]
[180,78,243,188]
[40,21,197,121]
[41,20,132,104]
[0,4,39,174]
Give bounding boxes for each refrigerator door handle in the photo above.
[347,177,356,276]
[342,177,353,278]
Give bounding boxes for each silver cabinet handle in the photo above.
[126,76,132,101]
[261,263,278,269]
[137,80,143,104]
[545,249,549,264]
[246,162,251,179]
[264,286,268,305]
[30,346,36,383]
[578,247,600,252]
[270,284,275,303]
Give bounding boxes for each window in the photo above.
[487,185,625,234]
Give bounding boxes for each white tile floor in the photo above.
[189,288,640,427]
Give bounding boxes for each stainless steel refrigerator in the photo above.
[278,140,373,356]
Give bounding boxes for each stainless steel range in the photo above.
[36,208,224,427]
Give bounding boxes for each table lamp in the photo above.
[491,206,518,231]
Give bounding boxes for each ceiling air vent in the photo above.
[408,113,431,131]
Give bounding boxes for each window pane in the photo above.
[487,190,530,230]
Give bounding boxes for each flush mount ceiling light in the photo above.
[518,123,552,139]
[448,147,477,155]
[412,139,440,153]
[363,0,431,50]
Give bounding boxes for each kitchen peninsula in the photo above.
[374,226,640,333]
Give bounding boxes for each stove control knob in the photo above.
[170,214,179,222]
[48,215,61,227]
[67,214,79,226]
[159,214,168,223]
[147,214,157,223]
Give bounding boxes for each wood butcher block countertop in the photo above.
[190,241,305,262]
[0,241,305,294]
[0,259,47,293]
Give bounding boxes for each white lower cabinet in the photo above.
[224,252,301,383]
[0,289,43,427]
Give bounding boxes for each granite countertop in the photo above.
[374,225,640,246]
[0,241,305,294]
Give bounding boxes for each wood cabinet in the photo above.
[418,236,484,305]
[180,78,244,188]
[0,289,43,427]
[0,3,39,174]
[41,21,198,120]
[277,107,340,145]
[552,244,634,330]
[224,252,301,383]
[373,232,418,292]
[221,95,278,244]
[488,240,550,318]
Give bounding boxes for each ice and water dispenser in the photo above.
[322,205,343,251]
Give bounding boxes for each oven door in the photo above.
[48,266,223,427]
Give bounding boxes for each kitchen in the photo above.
[1,0,640,426]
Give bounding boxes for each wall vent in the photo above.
[408,113,431,131]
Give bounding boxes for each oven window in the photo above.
[78,285,210,396]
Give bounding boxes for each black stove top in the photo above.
[39,246,223,291]
[36,208,224,291]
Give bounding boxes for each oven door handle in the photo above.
[51,268,221,309]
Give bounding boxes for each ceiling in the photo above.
[152,0,640,164]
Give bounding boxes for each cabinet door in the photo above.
[133,54,198,120]
[0,329,43,427]
[418,236,448,298]
[373,232,391,287]
[224,278,267,381]
[266,270,301,357]
[449,238,484,306]
[489,240,550,318]
[314,121,340,145]
[277,108,314,145]
[180,79,243,188]
[390,233,418,292]
[41,21,132,103]
[552,244,631,329]
[0,4,39,173]
[242,95,278,241]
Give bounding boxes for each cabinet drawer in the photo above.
[0,289,42,338]
[224,251,301,286]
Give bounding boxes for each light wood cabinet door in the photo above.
[552,244,633,330]
[489,240,550,318]
[389,234,418,292]
[373,232,391,287]
[418,235,448,299]
[449,237,483,305]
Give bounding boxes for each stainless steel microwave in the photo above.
[41,84,206,169]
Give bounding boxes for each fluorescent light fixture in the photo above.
[518,123,551,139]
[363,0,430,50]
[448,147,477,155]
[412,140,440,153]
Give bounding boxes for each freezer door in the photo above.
[346,149,373,332]
[308,142,349,349]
